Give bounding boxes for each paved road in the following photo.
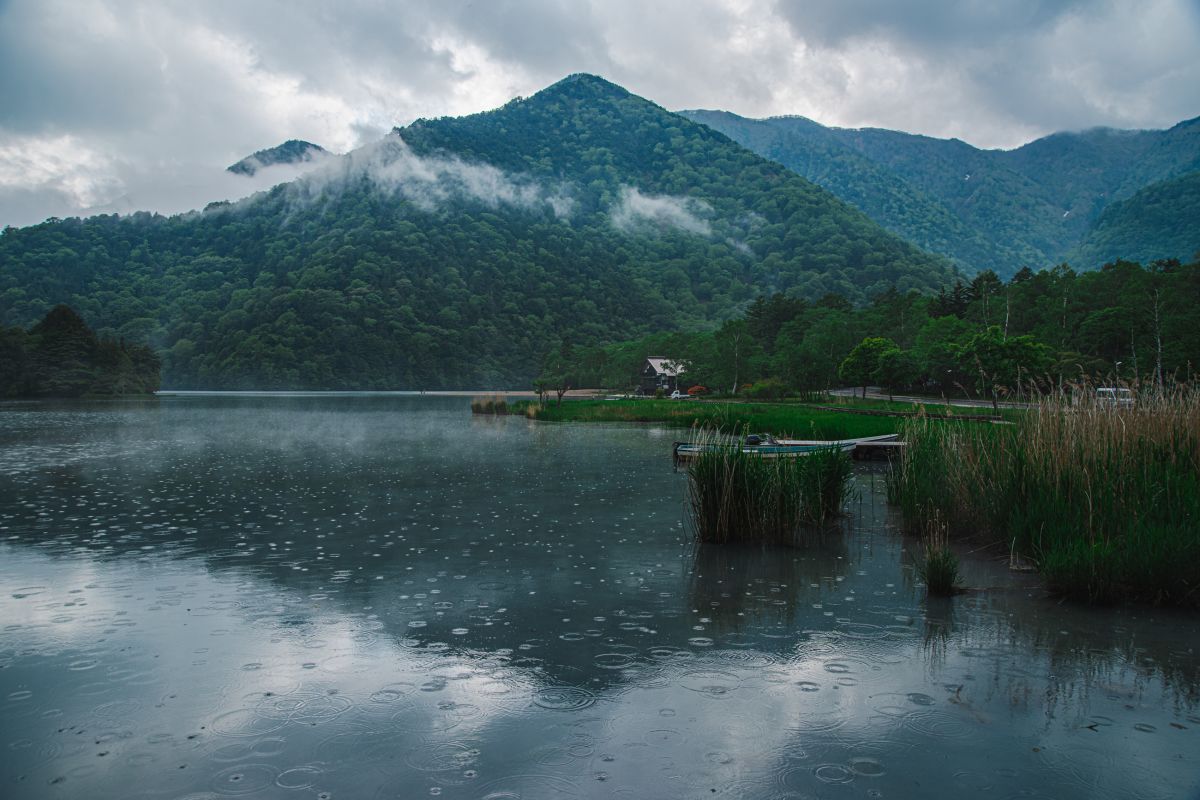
[828,386,1031,410]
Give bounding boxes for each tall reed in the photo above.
[916,509,961,596]
[470,395,508,415]
[889,382,1200,606]
[686,431,854,544]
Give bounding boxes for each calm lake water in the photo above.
[1,394,1197,800]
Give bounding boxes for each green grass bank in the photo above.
[512,398,902,439]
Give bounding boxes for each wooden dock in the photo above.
[849,440,906,460]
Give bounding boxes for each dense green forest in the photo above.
[550,258,1200,399]
[683,111,1200,277]
[0,75,954,390]
[0,305,160,397]
[1070,171,1200,268]
[680,110,1020,274]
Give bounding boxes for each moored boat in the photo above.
[672,436,855,464]
[671,433,900,464]
[774,433,900,447]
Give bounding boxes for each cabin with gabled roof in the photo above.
[639,357,688,395]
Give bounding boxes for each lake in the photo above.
[1,394,1197,799]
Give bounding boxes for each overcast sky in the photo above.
[1,0,1198,228]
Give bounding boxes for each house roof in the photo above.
[646,357,685,376]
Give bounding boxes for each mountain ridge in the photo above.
[681,108,1200,276]
[1070,170,1200,267]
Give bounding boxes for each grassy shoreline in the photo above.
[510,398,906,439]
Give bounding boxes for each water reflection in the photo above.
[688,537,851,637]
[0,395,1197,799]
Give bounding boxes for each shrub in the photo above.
[744,378,787,400]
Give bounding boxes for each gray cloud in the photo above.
[771,0,1200,140]
[777,0,1087,49]
[0,0,1196,227]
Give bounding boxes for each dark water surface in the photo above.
[1,394,1197,799]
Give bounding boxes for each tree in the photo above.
[745,293,807,354]
[28,305,100,397]
[955,326,1052,411]
[874,347,919,402]
[0,326,30,398]
[914,315,973,394]
[706,320,764,395]
[969,270,1004,327]
[531,377,549,406]
[839,337,896,398]
[929,280,970,318]
[537,345,575,407]
[773,307,859,391]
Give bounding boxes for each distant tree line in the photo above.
[539,258,1200,402]
[0,305,160,398]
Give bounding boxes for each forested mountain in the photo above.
[682,111,1200,278]
[1070,171,1200,268]
[678,111,1011,274]
[227,140,330,176]
[0,74,953,390]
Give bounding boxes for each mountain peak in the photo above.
[517,73,638,108]
[227,140,329,176]
[399,74,638,137]
[544,72,627,94]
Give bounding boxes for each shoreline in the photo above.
[155,389,607,397]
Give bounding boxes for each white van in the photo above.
[1095,387,1134,407]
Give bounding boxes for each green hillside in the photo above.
[680,110,1020,274]
[1070,171,1200,268]
[684,111,1200,277]
[0,75,953,390]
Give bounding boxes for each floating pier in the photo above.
[849,439,907,460]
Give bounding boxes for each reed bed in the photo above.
[686,431,854,545]
[889,384,1200,606]
[470,395,509,415]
